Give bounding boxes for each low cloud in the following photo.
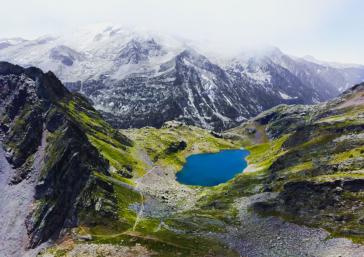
[0,0,362,63]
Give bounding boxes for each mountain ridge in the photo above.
[1,25,364,131]
[1,62,364,256]
[0,61,133,253]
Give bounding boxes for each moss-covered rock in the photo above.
[227,82,364,242]
[0,62,134,249]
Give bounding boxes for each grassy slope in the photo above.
[47,99,240,257]
[123,122,237,171]
[205,87,364,243]
[44,85,364,255]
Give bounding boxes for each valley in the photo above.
[1,61,364,257]
[1,0,364,255]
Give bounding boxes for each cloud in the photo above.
[0,0,362,63]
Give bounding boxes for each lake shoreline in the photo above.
[176,149,250,187]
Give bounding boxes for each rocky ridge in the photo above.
[1,25,364,130]
[0,62,131,252]
[225,82,364,244]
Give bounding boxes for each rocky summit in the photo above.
[0,62,132,255]
[1,25,364,130]
[1,61,364,257]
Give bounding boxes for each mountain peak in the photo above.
[1,30,364,130]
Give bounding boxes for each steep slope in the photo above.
[0,62,133,254]
[254,84,364,241]
[93,49,258,130]
[226,47,337,104]
[0,62,240,257]
[223,82,364,244]
[1,25,364,130]
[301,55,364,91]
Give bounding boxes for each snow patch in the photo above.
[279,91,294,100]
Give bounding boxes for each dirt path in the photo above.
[132,192,144,231]
[131,151,155,231]
[132,165,161,231]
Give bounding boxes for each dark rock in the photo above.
[210,131,223,138]
[342,179,364,192]
[0,123,9,133]
[5,107,44,168]
[27,122,112,248]
[0,62,122,249]
[45,110,65,132]
[117,165,133,179]
[246,127,256,134]
[165,140,187,154]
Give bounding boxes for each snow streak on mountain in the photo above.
[1,25,364,130]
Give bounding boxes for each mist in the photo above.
[0,0,363,63]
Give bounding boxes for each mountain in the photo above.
[297,55,364,92]
[225,82,364,251]
[0,62,240,257]
[0,61,135,256]
[1,62,364,256]
[1,25,364,130]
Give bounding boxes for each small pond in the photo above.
[176,149,250,186]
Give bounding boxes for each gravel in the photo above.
[216,193,364,257]
[132,160,364,257]
[61,243,153,257]
[135,165,199,217]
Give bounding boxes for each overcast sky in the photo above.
[0,0,363,63]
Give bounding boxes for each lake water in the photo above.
[176,149,250,186]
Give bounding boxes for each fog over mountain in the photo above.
[2,0,364,63]
[1,24,363,130]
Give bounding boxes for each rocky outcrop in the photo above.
[26,121,114,248]
[165,140,187,154]
[0,62,124,248]
[229,83,364,241]
[253,178,364,237]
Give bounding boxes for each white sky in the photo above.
[0,0,363,63]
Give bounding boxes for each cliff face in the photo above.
[227,83,364,241]
[0,62,122,249]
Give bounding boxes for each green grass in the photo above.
[329,146,364,165]
[57,95,150,178]
[310,171,364,182]
[94,172,141,225]
[89,135,146,177]
[123,125,238,171]
[245,133,289,170]
[39,87,364,255]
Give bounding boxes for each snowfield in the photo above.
[1,24,364,130]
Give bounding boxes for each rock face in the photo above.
[230,82,364,239]
[1,25,364,130]
[0,62,124,249]
[0,144,42,257]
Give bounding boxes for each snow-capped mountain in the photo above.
[1,24,364,130]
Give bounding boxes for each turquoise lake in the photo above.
[176,149,250,186]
